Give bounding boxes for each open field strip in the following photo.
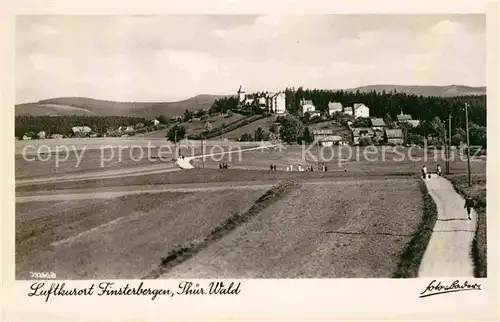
[177,144,277,169]
[14,169,419,194]
[16,183,275,203]
[161,178,424,278]
[418,174,476,277]
[16,188,268,279]
[15,139,263,179]
[16,162,179,186]
[16,177,410,202]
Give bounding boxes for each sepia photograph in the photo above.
[14,13,487,282]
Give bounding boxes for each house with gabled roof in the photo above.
[385,128,405,145]
[72,126,92,137]
[396,112,420,127]
[312,129,345,147]
[396,114,413,122]
[328,102,343,116]
[353,103,370,118]
[370,118,386,129]
[301,99,316,115]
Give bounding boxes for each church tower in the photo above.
[237,85,246,103]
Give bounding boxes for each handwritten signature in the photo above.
[419,280,482,298]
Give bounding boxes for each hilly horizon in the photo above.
[15,94,230,119]
[345,84,486,97]
[15,84,486,117]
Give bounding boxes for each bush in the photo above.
[358,136,373,146]
[239,133,253,141]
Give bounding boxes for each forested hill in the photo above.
[15,94,229,118]
[345,85,486,97]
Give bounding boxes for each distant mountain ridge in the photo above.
[345,84,486,97]
[15,85,486,117]
[15,94,229,118]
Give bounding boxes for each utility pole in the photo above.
[444,121,449,174]
[465,102,472,187]
[201,135,205,168]
[174,127,178,159]
[221,125,225,163]
[316,139,320,168]
[448,114,452,174]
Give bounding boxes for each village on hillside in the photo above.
[16,84,481,152]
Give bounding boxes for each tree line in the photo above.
[284,87,486,127]
[15,115,148,137]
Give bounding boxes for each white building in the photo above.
[328,102,343,115]
[258,97,267,109]
[267,92,286,114]
[312,129,344,147]
[37,131,46,139]
[237,85,246,103]
[244,98,255,106]
[353,103,370,118]
[151,119,160,126]
[72,126,92,137]
[301,99,316,115]
[309,111,321,118]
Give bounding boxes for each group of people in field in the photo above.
[421,164,442,179]
[219,162,229,170]
[277,164,328,172]
[420,163,474,220]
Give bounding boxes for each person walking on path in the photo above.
[421,165,428,179]
[464,196,475,220]
[436,164,442,176]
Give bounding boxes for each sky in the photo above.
[15,14,485,104]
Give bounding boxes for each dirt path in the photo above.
[419,174,476,277]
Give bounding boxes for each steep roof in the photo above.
[319,135,343,142]
[328,102,343,111]
[407,120,421,127]
[397,114,413,121]
[354,103,368,110]
[385,128,404,138]
[312,129,334,135]
[370,118,386,127]
[72,126,92,133]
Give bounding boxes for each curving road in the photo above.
[419,174,476,277]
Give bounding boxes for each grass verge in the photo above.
[447,174,487,278]
[143,180,299,279]
[393,180,438,278]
